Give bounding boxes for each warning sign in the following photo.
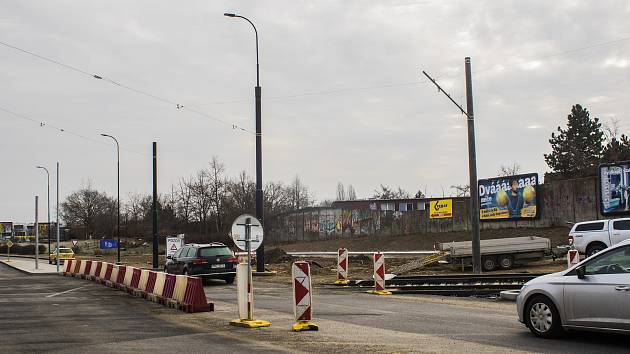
[71,240,79,247]
[429,199,453,219]
[166,236,184,259]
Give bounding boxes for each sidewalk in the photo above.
[0,257,60,274]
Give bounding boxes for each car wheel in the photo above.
[225,276,235,284]
[526,296,563,339]
[163,267,168,274]
[482,257,497,271]
[586,243,606,257]
[498,255,514,269]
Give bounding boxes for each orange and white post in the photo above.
[334,248,350,285]
[368,251,391,295]
[292,261,318,331]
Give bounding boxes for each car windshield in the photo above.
[58,249,73,253]
[198,247,232,257]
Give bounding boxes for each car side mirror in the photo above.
[167,255,172,260]
[576,266,586,279]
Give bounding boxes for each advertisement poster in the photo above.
[1,222,12,236]
[599,161,630,215]
[429,199,453,219]
[478,173,539,221]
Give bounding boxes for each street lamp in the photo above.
[101,133,121,264]
[224,12,265,272]
[35,166,51,259]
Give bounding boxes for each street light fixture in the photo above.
[224,12,265,272]
[101,133,121,264]
[35,166,51,259]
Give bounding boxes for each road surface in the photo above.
[1,263,627,353]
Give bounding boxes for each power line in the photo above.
[0,40,253,134]
[0,105,148,156]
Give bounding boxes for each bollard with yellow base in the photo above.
[230,263,271,329]
[368,252,391,296]
[292,261,318,331]
[334,248,350,285]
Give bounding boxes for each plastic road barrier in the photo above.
[135,269,149,296]
[74,260,83,277]
[368,252,391,295]
[83,260,92,279]
[63,259,74,275]
[91,261,101,281]
[292,261,318,331]
[123,266,134,290]
[334,248,350,285]
[130,268,141,291]
[167,275,188,308]
[567,249,580,268]
[230,263,270,328]
[180,277,213,313]
[148,272,166,302]
[144,271,157,297]
[104,263,114,284]
[98,262,108,282]
[161,274,176,303]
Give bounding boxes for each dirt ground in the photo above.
[274,226,571,252]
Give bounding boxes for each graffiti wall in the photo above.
[266,176,602,244]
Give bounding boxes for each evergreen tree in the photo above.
[544,104,604,175]
[602,134,630,162]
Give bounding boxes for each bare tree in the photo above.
[61,182,115,239]
[372,185,410,199]
[190,170,213,237]
[347,184,357,200]
[450,184,470,197]
[336,182,346,201]
[208,156,227,232]
[498,163,521,177]
[175,176,194,224]
[289,175,311,210]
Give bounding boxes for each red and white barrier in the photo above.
[368,252,391,295]
[292,261,318,331]
[335,248,349,285]
[567,249,580,268]
[57,260,213,314]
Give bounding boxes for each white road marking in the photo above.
[46,286,86,298]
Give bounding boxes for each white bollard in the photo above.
[292,261,318,331]
[567,249,579,268]
[335,248,349,285]
[230,263,270,328]
[368,251,391,295]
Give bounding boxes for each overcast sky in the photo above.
[1,0,629,222]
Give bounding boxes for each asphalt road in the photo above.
[1,263,628,353]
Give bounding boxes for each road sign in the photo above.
[231,214,263,252]
[99,239,118,249]
[6,240,13,248]
[71,240,78,247]
[166,236,184,259]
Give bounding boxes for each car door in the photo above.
[610,219,630,246]
[174,247,188,274]
[563,244,630,330]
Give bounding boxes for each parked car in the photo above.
[568,217,630,256]
[164,243,238,284]
[49,247,75,264]
[516,239,630,338]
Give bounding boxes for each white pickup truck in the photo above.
[569,217,630,256]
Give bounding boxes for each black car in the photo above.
[164,243,238,284]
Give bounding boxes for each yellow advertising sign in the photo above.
[429,199,453,219]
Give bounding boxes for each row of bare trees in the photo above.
[61,157,313,242]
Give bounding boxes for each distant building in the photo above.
[331,197,468,212]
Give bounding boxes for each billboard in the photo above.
[429,199,453,219]
[99,239,118,249]
[599,161,630,215]
[478,173,539,221]
[1,222,12,235]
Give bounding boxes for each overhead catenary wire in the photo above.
[0,105,148,156]
[0,40,253,134]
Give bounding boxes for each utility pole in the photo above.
[465,57,481,274]
[35,196,39,270]
[56,162,60,273]
[422,56,482,274]
[152,142,158,269]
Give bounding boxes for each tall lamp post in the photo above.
[35,166,51,259]
[224,12,265,272]
[101,133,121,264]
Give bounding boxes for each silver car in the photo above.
[517,239,630,338]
